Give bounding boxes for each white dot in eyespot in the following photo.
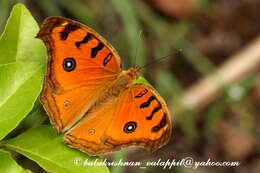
[66,61,72,67]
[127,125,133,131]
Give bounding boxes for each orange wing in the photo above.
[37,17,122,132]
[64,84,172,155]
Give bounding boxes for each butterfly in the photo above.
[37,17,172,156]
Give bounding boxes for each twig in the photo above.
[172,36,260,112]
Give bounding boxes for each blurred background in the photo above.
[1,0,260,173]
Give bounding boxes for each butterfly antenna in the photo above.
[139,48,182,70]
[133,30,143,67]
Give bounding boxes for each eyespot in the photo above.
[63,100,71,109]
[63,57,76,72]
[124,121,137,133]
[88,129,95,136]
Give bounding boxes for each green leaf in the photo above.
[4,125,109,173]
[0,149,32,173]
[133,76,151,86]
[0,62,44,140]
[0,3,46,140]
[0,3,46,64]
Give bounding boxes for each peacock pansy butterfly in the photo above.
[37,17,172,156]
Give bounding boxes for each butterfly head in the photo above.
[126,66,140,81]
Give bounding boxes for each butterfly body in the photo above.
[37,17,172,156]
[84,67,140,112]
